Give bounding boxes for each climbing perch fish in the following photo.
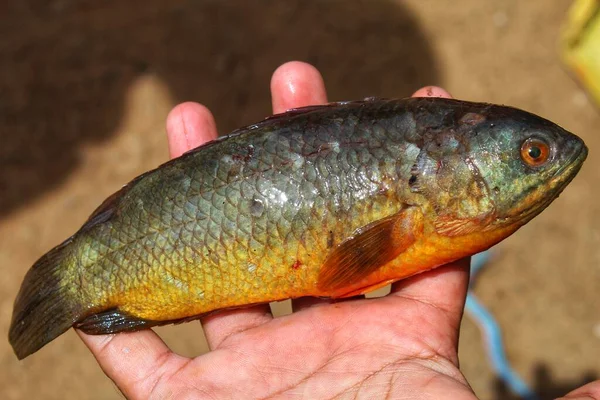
[9,97,588,359]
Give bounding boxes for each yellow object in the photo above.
[561,0,600,107]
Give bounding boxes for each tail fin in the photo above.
[9,240,83,359]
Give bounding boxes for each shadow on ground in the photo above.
[493,364,598,400]
[0,0,439,218]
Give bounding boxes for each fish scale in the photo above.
[9,97,587,359]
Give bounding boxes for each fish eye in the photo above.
[520,138,550,167]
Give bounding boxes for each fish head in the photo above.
[464,104,588,230]
[409,99,587,238]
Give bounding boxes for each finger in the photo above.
[203,62,328,347]
[76,102,219,396]
[391,86,469,341]
[390,258,470,326]
[77,330,188,399]
[166,102,218,158]
[168,101,278,349]
[303,86,454,314]
[270,61,327,114]
[557,379,600,399]
[297,86,454,314]
[412,86,453,99]
[201,305,275,349]
[389,258,470,366]
[169,101,277,350]
[270,61,333,312]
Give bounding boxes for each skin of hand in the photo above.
[76,61,599,400]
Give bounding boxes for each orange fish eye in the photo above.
[520,138,550,167]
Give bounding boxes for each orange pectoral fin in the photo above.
[317,206,423,293]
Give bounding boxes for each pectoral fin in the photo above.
[317,207,423,293]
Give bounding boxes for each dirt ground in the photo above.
[1,1,598,399]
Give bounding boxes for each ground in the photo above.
[1,1,598,399]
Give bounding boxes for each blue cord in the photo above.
[466,251,539,400]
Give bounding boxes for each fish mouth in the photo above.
[551,141,588,182]
[548,141,588,196]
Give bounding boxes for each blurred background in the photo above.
[1,1,598,399]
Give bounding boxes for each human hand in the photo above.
[77,61,599,400]
[78,61,474,399]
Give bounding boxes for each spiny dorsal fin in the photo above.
[80,171,151,232]
[234,99,395,136]
[271,98,388,119]
[182,98,397,157]
[83,190,125,229]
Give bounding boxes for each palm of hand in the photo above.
[150,293,473,399]
[79,63,478,400]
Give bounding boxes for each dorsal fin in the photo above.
[82,190,125,230]
[232,101,364,132]
[80,172,150,232]
[263,98,391,122]
[182,98,396,157]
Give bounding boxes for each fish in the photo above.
[9,97,587,359]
